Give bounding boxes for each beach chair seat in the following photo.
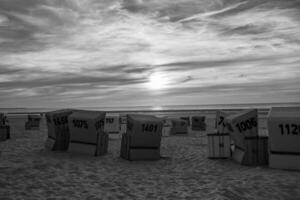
[68,110,107,156]
[268,107,300,170]
[120,114,163,161]
[45,109,73,151]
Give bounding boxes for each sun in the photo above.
[147,72,168,90]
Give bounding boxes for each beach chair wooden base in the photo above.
[52,129,70,151]
[120,134,160,161]
[269,153,300,171]
[207,133,230,159]
[68,133,108,156]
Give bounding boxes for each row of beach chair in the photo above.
[207,107,300,170]
[2,106,299,170]
[44,109,164,160]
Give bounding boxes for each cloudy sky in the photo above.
[0,0,299,108]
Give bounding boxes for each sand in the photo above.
[0,113,300,200]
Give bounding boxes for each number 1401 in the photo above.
[142,124,158,132]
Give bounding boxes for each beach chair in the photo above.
[120,114,127,134]
[162,126,171,137]
[161,118,171,137]
[45,109,73,151]
[169,118,188,135]
[268,107,300,170]
[68,110,107,156]
[0,113,10,141]
[207,110,231,158]
[25,114,41,130]
[104,113,120,139]
[191,116,206,131]
[225,109,268,165]
[215,110,229,134]
[0,125,10,141]
[0,113,7,126]
[180,117,190,126]
[120,114,163,161]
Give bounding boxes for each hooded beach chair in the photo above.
[170,118,188,135]
[225,109,268,165]
[207,110,231,158]
[0,113,10,141]
[45,109,73,151]
[120,114,163,161]
[104,113,120,139]
[268,107,300,170]
[68,110,108,156]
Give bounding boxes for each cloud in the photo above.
[0,0,299,107]
[122,0,225,21]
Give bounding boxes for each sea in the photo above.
[1,102,299,131]
[1,102,299,114]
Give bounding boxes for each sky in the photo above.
[0,0,299,108]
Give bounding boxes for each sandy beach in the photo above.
[1,112,300,200]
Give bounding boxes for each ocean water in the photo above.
[1,102,299,114]
[2,102,299,131]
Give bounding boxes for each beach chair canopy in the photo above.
[268,107,300,153]
[68,110,107,156]
[126,114,163,147]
